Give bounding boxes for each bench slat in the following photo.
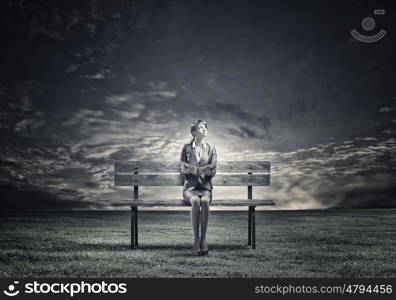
[115,174,270,186]
[115,161,270,173]
[111,200,275,207]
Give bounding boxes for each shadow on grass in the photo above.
[72,242,249,252]
[137,243,248,250]
[64,242,133,251]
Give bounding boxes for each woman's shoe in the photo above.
[193,240,201,256]
[200,239,208,255]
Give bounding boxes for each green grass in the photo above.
[0,209,395,277]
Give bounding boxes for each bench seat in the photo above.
[112,199,275,207]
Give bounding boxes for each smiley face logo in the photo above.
[3,281,20,297]
[351,9,387,43]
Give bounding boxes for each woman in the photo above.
[180,120,217,255]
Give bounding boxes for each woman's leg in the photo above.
[200,191,211,253]
[183,190,201,253]
[190,196,201,243]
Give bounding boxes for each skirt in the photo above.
[183,188,212,205]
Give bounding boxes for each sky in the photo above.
[0,0,395,210]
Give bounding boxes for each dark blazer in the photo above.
[180,141,217,191]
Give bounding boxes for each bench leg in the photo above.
[134,206,138,247]
[131,206,138,248]
[251,206,256,249]
[248,207,252,246]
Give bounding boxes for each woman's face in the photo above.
[194,123,207,139]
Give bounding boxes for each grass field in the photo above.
[0,209,395,277]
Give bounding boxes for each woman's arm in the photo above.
[204,145,217,177]
[180,145,195,176]
[179,145,187,179]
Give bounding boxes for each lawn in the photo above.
[0,209,395,277]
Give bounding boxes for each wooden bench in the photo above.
[112,161,274,249]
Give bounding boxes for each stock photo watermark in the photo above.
[350,9,387,43]
[2,281,127,297]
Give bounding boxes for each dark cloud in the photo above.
[109,147,137,161]
[53,168,91,181]
[316,176,396,209]
[209,103,271,128]
[336,185,396,208]
[0,184,101,209]
[227,126,263,139]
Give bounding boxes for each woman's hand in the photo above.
[203,167,214,176]
[184,166,196,175]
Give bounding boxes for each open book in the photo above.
[180,161,216,176]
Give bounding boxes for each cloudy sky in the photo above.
[0,0,395,210]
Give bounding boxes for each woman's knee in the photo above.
[190,195,200,206]
[201,196,211,206]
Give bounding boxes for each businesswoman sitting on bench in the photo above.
[180,120,217,255]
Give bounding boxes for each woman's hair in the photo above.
[190,119,207,140]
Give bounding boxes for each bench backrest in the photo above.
[114,161,270,186]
